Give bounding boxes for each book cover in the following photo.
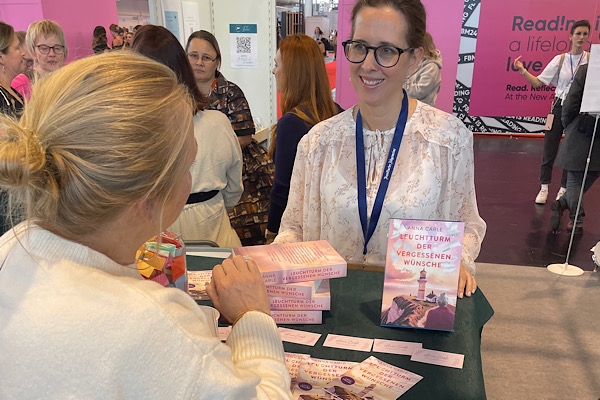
[271,310,322,325]
[284,352,308,390]
[380,219,464,331]
[188,270,213,300]
[292,356,357,399]
[266,279,322,299]
[232,240,347,285]
[270,280,330,311]
[323,356,422,400]
[188,270,322,301]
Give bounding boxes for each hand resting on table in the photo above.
[206,255,271,324]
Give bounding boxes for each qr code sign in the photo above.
[236,36,252,53]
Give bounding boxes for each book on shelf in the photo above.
[271,310,322,324]
[380,219,464,332]
[269,279,330,310]
[232,240,347,285]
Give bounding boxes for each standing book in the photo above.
[380,219,464,331]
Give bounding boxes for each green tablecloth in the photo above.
[188,255,494,400]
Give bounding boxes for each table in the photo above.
[188,255,494,400]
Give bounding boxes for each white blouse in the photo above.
[274,102,486,273]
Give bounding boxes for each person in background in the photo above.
[92,26,110,54]
[551,63,600,236]
[25,19,67,95]
[0,22,25,117]
[186,30,274,246]
[109,23,124,49]
[403,31,442,107]
[0,51,291,399]
[133,25,243,247]
[266,34,341,243]
[313,27,324,41]
[124,31,134,49]
[0,22,25,236]
[514,20,590,205]
[11,31,34,100]
[274,0,485,298]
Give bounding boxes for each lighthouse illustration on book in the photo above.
[380,218,464,331]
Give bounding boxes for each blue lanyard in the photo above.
[356,90,409,255]
[570,52,584,82]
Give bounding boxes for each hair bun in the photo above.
[0,117,50,189]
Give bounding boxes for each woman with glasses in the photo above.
[186,30,275,246]
[20,19,67,98]
[274,0,486,298]
[132,25,243,248]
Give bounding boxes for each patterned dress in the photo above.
[0,86,25,235]
[206,72,274,246]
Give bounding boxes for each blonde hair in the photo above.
[422,32,437,60]
[0,52,194,237]
[26,19,68,58]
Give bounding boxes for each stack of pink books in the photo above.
[232,240,347,324]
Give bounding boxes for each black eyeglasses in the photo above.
[187,52,217,64]
[342,40,412,68]
[36,45,65,55]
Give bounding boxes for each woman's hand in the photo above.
[513,55,524,73]
[458,263,477,299]
[206,255,271,324]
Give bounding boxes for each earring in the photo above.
[2,65,4,72]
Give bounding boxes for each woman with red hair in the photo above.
[266,34,341,242]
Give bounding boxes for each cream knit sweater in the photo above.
[0,223,292,399]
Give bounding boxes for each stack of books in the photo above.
[232,240,347,324]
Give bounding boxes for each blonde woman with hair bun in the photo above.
[0,52,291,399]
[403,32,442,106]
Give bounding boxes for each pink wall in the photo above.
[470,0,599,117]
[335,0,463,113]
[0,0,118,63]
[422,0,463,113]
[335,0,359,110]
[0,1,44,30]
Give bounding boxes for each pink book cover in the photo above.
[187,270,213,300]
[270,280,330,311]
[266,279,321,299]
[187,271,321,300]
[284,352,308,390]
[380,219,464,332]
[323,356,423,400]
[232,240,347,284]
[292,356,357,398]
[271,310,322,325]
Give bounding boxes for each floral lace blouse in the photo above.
[274,102,486,273]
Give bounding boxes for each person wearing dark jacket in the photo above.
[551,63,600,235]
